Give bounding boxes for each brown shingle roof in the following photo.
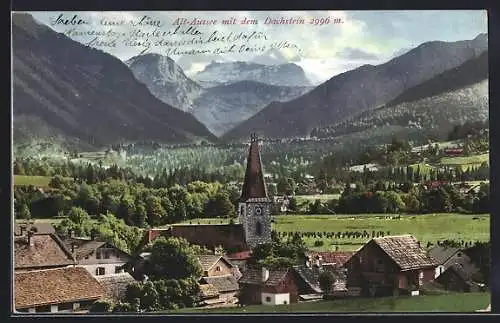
[198,255,223,271]
[201,275,239,292]
[14,233,75,270]
[428,246,461,265]
[292,265,347,293]
[166,224,249,252]
[95,273,137,302]
[15,267,105,309]
[372,235,436,271]
[61,238,131,260]
[199,284,219,299]
[239,267,289,286]
[240,136,269,201]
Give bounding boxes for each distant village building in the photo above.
[15,267,104,313]
[345,235,436,297]
[238,267,299,306]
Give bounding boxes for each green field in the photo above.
[170,292,490,313]
[295,194,341,203]
[13,175,54,188]
[178,213,489,251]
[440,153,489,170]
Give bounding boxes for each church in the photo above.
[140,134,272,256]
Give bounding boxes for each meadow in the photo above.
[170,292,490,313]
[13,175,54,188]
[440,153,489,170]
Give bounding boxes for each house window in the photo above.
[375,259,384,272]
[256,222,262,235]
[216,266,221,272]
[96,267,105,276]
[84,255,89,259]
[104,250,111,259]
[115,266,122,274]
[457,252,462,257]
[283,301,288,305]
[265,296,271,302]
[96,251,102,259]
[36,305,51,312]
[58,302,73,311]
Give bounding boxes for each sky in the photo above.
[23,10,488,84]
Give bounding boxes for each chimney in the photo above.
[261,267,269,282]
[27,231,34,247]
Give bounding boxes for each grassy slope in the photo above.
[13,175,54,187]
[170,292,490,313]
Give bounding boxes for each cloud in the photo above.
[336,47,379,60]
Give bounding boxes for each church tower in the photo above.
[238,133,272,248]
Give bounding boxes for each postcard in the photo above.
[11,10,491,314]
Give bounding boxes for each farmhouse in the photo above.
[14,231,75,272]
[238,267,299,305]
[61,235,135,277]
[15,267,104,313]
[139,134,272,256]
[197,255,240,307]
[428,245,478,278]
[345,235,436,297]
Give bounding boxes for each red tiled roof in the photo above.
[14,233,75,270]
[305,251,355,266]
[240,136,269,201]
[227,250,252,260]
[15,267,105,309]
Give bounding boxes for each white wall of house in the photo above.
[50,305,58,312]
[79,263,126,276]
[261,292,290,305]
[28,308,35,313]
[435,265,445,279]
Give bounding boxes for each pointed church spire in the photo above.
[240,133,268,201]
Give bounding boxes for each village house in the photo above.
[303,251,355,267]
[238,267,299,305]
[292,254,349,302]
[345,235,436,297]
[14,231,75,272]
[61,234,136,277]
[14,267,105,313]
[197,255,240,307]
[226,250,252,273]
[429,245,484,292]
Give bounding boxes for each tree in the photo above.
[146,237,203,280]
[318,271,335,298]
[18,203,31,219]
[67,207,91,226]
[204,192,235,218]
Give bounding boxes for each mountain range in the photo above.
[12,13,216,150]
[312,51,489,142]
[126,54,312,136]
[12,12,489,149]
[223,33,488,141]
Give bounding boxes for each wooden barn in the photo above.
[345,235,437,297]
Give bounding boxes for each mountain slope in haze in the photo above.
[223,33,488,141]
[193,61,312,88]
[126,54,204,113]
[192,80,312,136]
[314,51,489,141]
[12,13,216,150]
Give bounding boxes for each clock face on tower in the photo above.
[255,207,262,215]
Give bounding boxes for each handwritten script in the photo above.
[50,13,344,56]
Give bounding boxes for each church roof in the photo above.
[240,134,270,202]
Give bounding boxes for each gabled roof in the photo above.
[201,275,239,293]
[239,267,289,286]
[15,267,104,309]
[95,273,137,302]
[240,135,270,202]
[61,237,131,260]
[14,233,75,270]
[428,246,461,265]
[198,255,233,272]
[371,235,436,271]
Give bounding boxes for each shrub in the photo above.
[314,240,324,247]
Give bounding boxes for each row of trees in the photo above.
[14,178,237,227]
